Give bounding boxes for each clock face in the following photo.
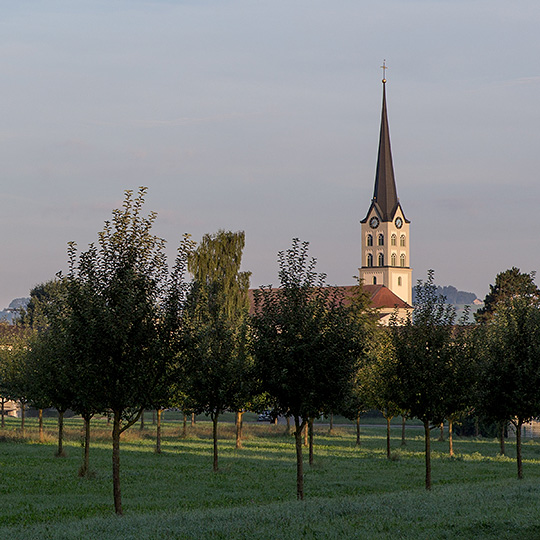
[369,217,380,229]
[395,217,403,229]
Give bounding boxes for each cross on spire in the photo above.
[380,60,388,83]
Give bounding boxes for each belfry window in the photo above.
[400,254,406,267]
[391,253,397,266]
[398,277,402,286]
[391,234,397,246]
[367,234,373,247]
[378,234,384,246]
[373,277,377,285]
[400,235,406,247]
[367,253,373,267]
[378,253,384,266]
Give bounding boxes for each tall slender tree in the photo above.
[182,230,252,471]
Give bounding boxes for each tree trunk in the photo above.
[79,414,92,476]
[152,410,156,425]
[155,409,162,454]
[20,401,26,435]
[56,409,65,457]
[424,420,431,490]
[355,413,361,447]
[294,415,305,500]
[308,417,314,466]
[386,415,391,459]
[140,410,145,430]
[401,416,407,447]
[285,415,291,436]
[516,418,524,480]
[329,412,334,434]
[438,422,445,441]
[303,421,308,447]
[182,412,187,438]
[191,412,196,426]
[38,409,44,443]
[212,412,219,472]
[112,409,123,515]
[1,398,5,428]
[448,418,454,457]
[499,421,506,456]
[235,411,243,449]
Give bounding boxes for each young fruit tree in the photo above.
[251,239,369,500]
[64,187,193,515]
[479,295,540,479]
[390,270,466,490]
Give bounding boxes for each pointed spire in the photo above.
[372,79,399,221]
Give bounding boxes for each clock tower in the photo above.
[359,75,412,305]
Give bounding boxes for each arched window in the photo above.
[398,277,402,286]
[391,253,397,266]
[400,254,406,267]
[367,253,373,267]
[366,234,373,247]
[400,235,406,247]
[391,234,397,246]
[378,253,384,266]
[373,276,377,285]
[378,234,384,246]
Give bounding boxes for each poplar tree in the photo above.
[182,230,252,470]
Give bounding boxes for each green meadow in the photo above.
[1,415,539,539]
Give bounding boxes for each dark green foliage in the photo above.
[252,239,369,498]
[62,187,193,513]
[391,270,458,425]
[478,296,540,478]
[182,230,253,469]
[390,270,473,488]
[475,267,539,323]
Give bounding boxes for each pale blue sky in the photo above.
[1,1,540,308]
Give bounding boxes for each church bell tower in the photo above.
[359,68,412,305]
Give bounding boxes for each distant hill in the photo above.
[0,297,29,324]
[412,285,478,306]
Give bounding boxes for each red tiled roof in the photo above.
[249,284,410,314]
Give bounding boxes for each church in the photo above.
[356,71,412,323]
[250,71,412,324]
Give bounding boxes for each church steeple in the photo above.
[358,67,412,307]
[372,80,399,221]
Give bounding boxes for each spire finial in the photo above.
[380,59,388,84]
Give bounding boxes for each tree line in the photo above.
[1,188,540,514]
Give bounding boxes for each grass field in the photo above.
[0,414,539,539]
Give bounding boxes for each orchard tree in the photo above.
[479,296,540,479]
[390,270,458,490]
[252,239,368,500]
[360,329,403,459]
[19,279,76,456]
[0,326,33,434]
[65,187,193,514]
[182,230,253,469]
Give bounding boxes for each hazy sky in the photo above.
[1,0,539,308]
